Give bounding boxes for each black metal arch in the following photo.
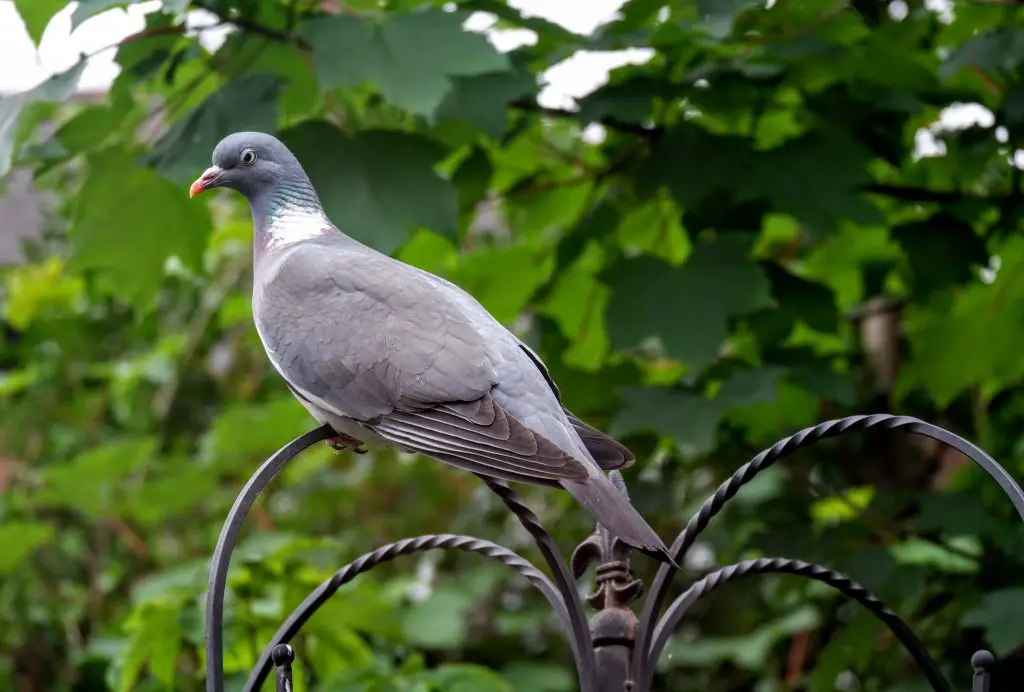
[243,533,577,691]
[205,424,598,692]
[631,413,1024,686]
[205,414,1018,692]
[205,425,333,692]
[644,557,948,692]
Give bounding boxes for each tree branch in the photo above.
[193,1,308,47]
[83,24,191,61]
[860,182,998,204]
[511,99,662,139]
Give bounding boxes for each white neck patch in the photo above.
[263,202,332,249]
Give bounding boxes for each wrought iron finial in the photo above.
[571,471,644,611]
[570,471,644,692]
[971,650,994,692]
[272,644,294,692]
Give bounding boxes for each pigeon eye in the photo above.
[240,148,258,166]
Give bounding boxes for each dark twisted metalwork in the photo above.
[476,473,597,685]
[646,558,947,692]
[205,413,1022,692]
[205,424,597,691]
[244,533,571,691]
[632,413,1024,688]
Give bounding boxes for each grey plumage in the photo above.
[192,131,671,564]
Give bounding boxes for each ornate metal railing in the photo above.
[205,414,1024,691]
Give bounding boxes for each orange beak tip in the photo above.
[190,166,222,199]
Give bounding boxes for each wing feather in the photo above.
[375,393,589,484]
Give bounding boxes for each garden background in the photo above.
[2,0,1024,690]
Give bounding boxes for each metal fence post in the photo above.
[573,472,644,691]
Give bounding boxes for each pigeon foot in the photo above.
[326,432,368,454]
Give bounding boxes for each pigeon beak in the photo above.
[189,166,223,198]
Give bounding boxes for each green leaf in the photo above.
[0,368,39,397]
[508,180,594,239]
[898,236,1024,405]
[435,69,536,140]
[658,605,820,671]
[810,486,875,525]
[3,257,85,329]
[577,76,675,125]
[892,212,988,298]
[281,121,458,253]
[0,521,55,574]
[963,589,1024,657]
[610,386,721,457]
[216,36,319,121]
[299,9,508,118]
[643,128,877,235]
[451,146,494,215]
[13,0,64,46]
[726,378,820,445]
[403,586,476,649]
[637,127,748,209]
[118,602,182,691]
[501,662,575,692]
[147,74,283,185]
[748,263,838,345]
[69,147,212,308]
[717,365,782,404]
[913,492,1003,542]
[427,664,512,692]
[604,236,771,368]
[201,396,313,469]
[452,244,551,324]
[782,356,854,406]
[695,0,763,39]
[890,537,980,574]
[738,132,877,233]
[314,582,403,639]
[538,258,610,370]
[131,560,207,606]
[615,192,690,263]
[940,29,1024,80]
[0,61,86,176]
[808,611,878,692]
[127,465,219,526]
[40,438,157,516]
[55,99,135,154]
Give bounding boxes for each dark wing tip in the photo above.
[565,409,635,469]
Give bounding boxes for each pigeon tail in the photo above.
[562,475,677,567]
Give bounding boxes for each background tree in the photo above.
[2,0,1024,690]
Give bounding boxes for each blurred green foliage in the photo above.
[3,0,1024,690]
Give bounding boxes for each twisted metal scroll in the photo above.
[632,414,1024,686]
[476,474,596,684]
[644,558,948,692]
[206,425,596,692]
[243,533,573,691]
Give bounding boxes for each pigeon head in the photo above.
[189,132,307,201]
